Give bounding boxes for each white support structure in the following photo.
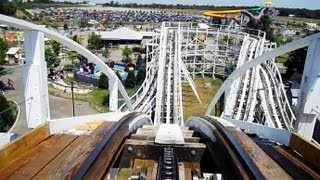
[119,22,302,130]
[109,77,118,112]
[154,24,167,125]
[24,30,50,128]
[206,32,320,138]
[297,39,320,139]
[224,36,251,117]
[0,15,133,114]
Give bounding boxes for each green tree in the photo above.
[247,15,275,42]
[125,70,136,88]
[0,38,9,77]
[102,48,111,59]
[136,68,146,85]
[51,40,61,55]
[284,47,308,79]
[87,32,103,50]
[0,95,15,132]
[0,38,9,65]
[136,54,144,65]
[98,73,108,89]
[122,45,132,62]
[45,48,60,72]
[0,2,17,16]
[79,21,90,28]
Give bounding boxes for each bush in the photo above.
[98,73,109,89]
[0,38,9,65]
[0,95,15,132]
[45,48,60,71]
[116,71,123,82]
[87,32,103,50]
[64,64,73,71]
[122,45,133,63]
[132,47,142,53]
[136,68,146,85]
[125,70,136,88]
[136,54,144,65]
[102,93,109,105]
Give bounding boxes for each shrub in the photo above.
[0,95,15,132]
[64,64,73,71]
[98,73,109,89]
[125,70,136,88]
[136,68,146,85]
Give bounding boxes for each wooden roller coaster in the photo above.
[0,113,319,179]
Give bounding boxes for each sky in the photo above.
[57,0,320,10]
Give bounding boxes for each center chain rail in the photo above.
[157,147,179,180]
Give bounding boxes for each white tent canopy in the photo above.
[98,27,155,41]
[6,47,20,55]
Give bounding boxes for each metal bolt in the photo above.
[191,150,196,156]
[128,146,133,152]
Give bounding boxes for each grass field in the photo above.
[48,82,138,112]
[276,53,289,63]
[182,76,223,119]
[48,84,109,112]
[275,16,320,25]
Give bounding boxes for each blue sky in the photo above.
[58,0,320,10]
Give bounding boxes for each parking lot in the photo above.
[27,6,210,24]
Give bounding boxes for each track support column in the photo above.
[24,30,50,128]
[296,39,320,139]
[109,77,118,111]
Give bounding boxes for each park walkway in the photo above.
[1,65,97,134]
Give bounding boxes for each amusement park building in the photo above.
[97,27,155,47]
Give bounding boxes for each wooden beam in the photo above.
[289,133,320,168]
[119,139,206,166]
[55,122,114,178]
[133,159,154,174]
[230,128,292,179]
[1,135,77,179]
[130,134,201,143]
[0,123,50,168]
[33,135,88,179]
[275,146,320,179]
[83,123,128,179]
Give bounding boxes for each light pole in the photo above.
[71,81,75,117]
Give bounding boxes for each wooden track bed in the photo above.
[0,122,114,179]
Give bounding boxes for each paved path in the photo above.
[1,65,98,134]
[1,65,27,134]
[49,94,98,119]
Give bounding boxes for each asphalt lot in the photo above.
[28,6,209,24]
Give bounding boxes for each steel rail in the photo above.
[72,112,151,179]
[187,116,265,179]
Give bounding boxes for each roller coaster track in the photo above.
[48,116,319,179]
[116,22,296,131]
[0,17,285,132]
[0,16,311,132]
